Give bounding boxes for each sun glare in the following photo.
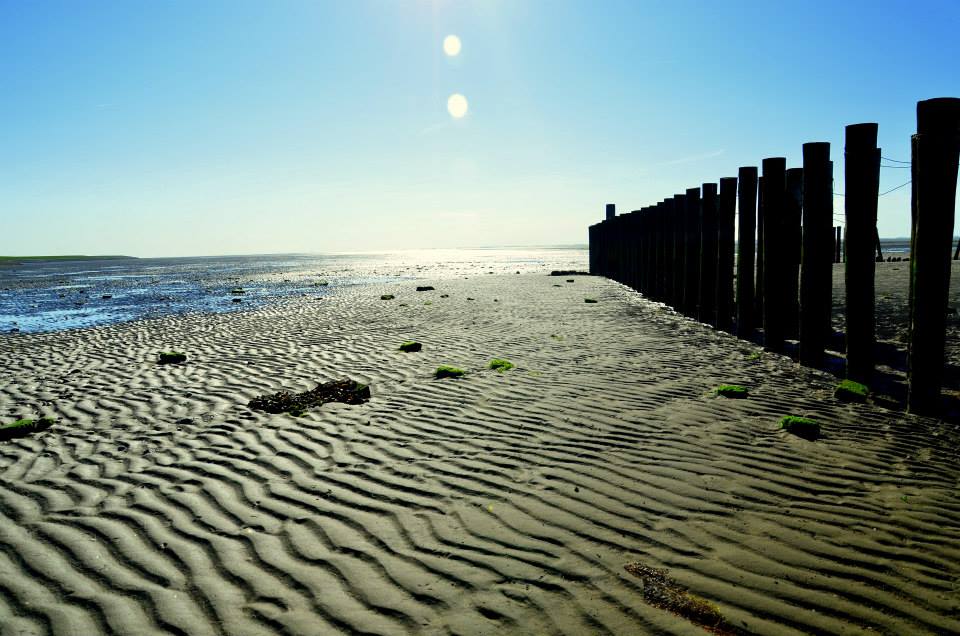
[443,35,461,57]
[447,93,468,119]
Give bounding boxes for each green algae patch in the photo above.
[714,385,748,399]
[746,352,762,361]
[835,379,869,403]
[0,417,56,441]
[399,341,422,353]
[158,352,187,365]
[435,365,465,379]
[584,298,598,304]
[380,294,395,300]
[780,416,820,440]
[624,562,739,635]
[488,358,514,372]
[248,379,371,416]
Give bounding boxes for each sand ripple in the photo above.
[1,275,959,634]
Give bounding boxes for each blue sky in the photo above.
[1,0,957,256]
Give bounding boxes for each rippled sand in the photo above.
[1,273,958,635]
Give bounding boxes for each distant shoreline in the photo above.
[0,255,136,264]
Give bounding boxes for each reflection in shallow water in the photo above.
[0,248,587,334]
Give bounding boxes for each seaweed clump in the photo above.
[399,341,422,353]
[489,359,514,372]
[714,385,748,399]
[0,417,56,441]
[835,379,868,403]
[584,298,598,304]
[624,562,739,635]
[435,366,465,379]
[158,352,187,365]
[780,416,820,440]
[380,294,395,300]
[248,379,371,416]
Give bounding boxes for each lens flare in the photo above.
[443,35,461,57]
[447,93,468,119]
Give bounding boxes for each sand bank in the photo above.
[1,273,958,635]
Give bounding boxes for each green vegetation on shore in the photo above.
[0,417,56,441]
[714,384,748,398]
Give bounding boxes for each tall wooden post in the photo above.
[784,168,804,339]
[717,177,737,331]
[736,167,759,338]
[835,227,842,263]
[662,198,676,304]
[627,211,640,290]
[684,188,701,317]
[799,143,833,367]
[844,123,880,383]
[652,203,663,300]
[762,158,787,352]
[755,176,765,324]
[589,223,598,274]
[908,97,960,415]
[639,208,649,294]
[699,183,719,325]
[672,194,687,309]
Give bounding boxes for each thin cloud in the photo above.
[658,149,726,166]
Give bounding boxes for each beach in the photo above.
[2,271,960,635]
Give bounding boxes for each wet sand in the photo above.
[1,273,959,635]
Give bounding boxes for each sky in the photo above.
[1,0,958,257]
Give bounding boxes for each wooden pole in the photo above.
[907,97,960,415]
[736,167,758,338]
[589,223,597,274]
[755,176,765,325]
[637,208,650,296]
[844,123,880,383]
[699,183,719,325]
[834,226,842,263]
[784,167,804,339]
[953,236,960,261]
[672,194,687,309]
[660,201,670,301]
[626,211,639,290]
[662,198,676,304]
[762,158,787,352]
[799,143,833,367]
[875,227,884,262]
[717,177,737,331]
[653,202,663,300]
[684,188,701,316]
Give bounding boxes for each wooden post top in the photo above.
[845,123,878,149]
[605,203,616,219]
[802,142,830,161]
[917,97,960,136]
[762,157,786,171]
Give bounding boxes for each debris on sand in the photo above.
[248,379,371,416]
[0,417,56,441]
[624,562,741,635]
[158,352,187,365]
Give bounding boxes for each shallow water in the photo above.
[0,248,587,333]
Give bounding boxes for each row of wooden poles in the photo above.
[588,98,960,415]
